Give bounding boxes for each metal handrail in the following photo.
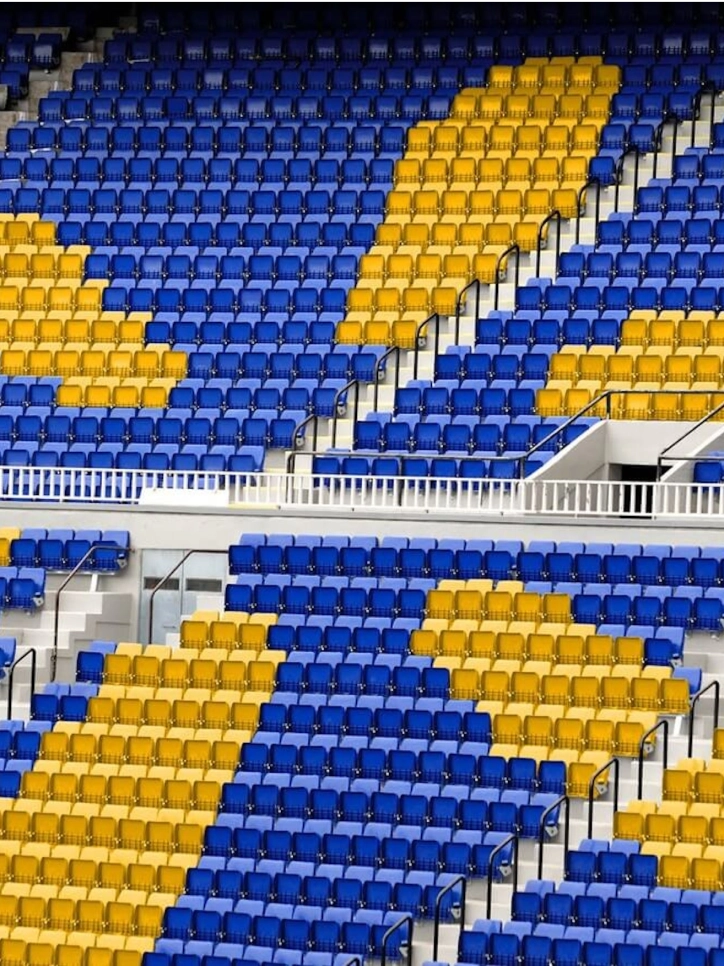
[146,549,230,644]
[455,279,481,345]
[432,874,467,960]
[587,757,620,838]
[6,648,37,719]
[615,146,640,211]
[537,794,570,879]
[486,833,519,919]
[52,543,129,682]
[493,244,520,311]
[380,914,412,966]
[691,82,717,148]
[576,178,601,245]
[329,378,360,449]
[373,344,400,412]
[655,395,724,479]
[291,386,718,482]
[637,718,669,799]
[535,210,561,279]
[688,679,721,757]
[412,312,441,380]
[292,411,319,454]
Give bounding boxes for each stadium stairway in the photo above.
[306,92,724,462]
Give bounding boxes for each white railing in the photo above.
[3,465,724,520]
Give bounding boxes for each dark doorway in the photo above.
[620,464,657,516]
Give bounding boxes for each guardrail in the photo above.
[7,465,724,520]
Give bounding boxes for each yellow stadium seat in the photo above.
[614,810,645,840]
[449,157,476,185]
[659,855,691,889]
[663,769,693,802]
[395,158,421,186]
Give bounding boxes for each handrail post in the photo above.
[146,549,230,645]
[537,794,570,880]
[587,758,620,839]
[486,833,518,919]
[7,648,37,719]
[535,210,561,279]
[688,679,721,757]
[380,915,412,966]
[637,718,669,799]
[52,543,129,682]
[493,244,520,312]
[432,874,467,960]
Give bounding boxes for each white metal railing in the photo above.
[3,465,724,520]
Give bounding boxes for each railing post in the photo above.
[688,679,721,757]
[486,834,518,919]
[537,794,570,880]
[380,915,412,966]
[52,543,129,682]
[7,648,37,719]
[637,719,669,799]
[432,874,467,960]
[587,758,620,839]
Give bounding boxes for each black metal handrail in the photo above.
[52,543,130,682]
[493,243,520,311]
[146,549,230,644]
[373,344,400,412]
[576,178,602,245]
[614,146,640,211]
[455,279,481,345]
[537,794,570,879]
[293,387,716,482]
[380,915,412,966]
[7,648,37,719]
[587,757,620,838]
[535,210,561,279]
[329,378,360,450]
[691,82,717,148]
[688,679,721,757]
[292,411,320,454]
[486,833,519,919]
[651,118,668,180]
[655,395,724,479]
[637,718,669,799]
[432,874,467,960]
[412,312,441,380]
